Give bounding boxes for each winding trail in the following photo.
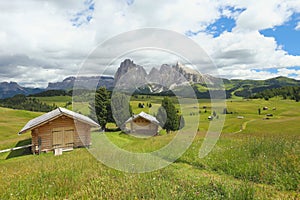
[230,119,256,135]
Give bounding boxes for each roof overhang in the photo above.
[18,108,100,134]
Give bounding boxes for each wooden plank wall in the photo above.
[73,121,91,147]
[131,117,158,134]
[31,115,91,152]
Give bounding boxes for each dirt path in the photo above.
[230,119,256,135]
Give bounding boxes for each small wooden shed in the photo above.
[125,112,160,136]
[18,107,99,154]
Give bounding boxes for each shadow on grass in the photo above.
[6,138,32,159]
[105,127,121,132]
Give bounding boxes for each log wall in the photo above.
[130,117,158,135]
[31,115,91,153]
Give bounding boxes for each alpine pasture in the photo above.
[0,96,299,199]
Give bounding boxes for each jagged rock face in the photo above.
[154,64,186,87]
[0,82,23,92]
[0,82,43,99]
[114,59,215,93]
[114,59,147,90]
[47,77,76,90]
[47,76,114,90]
[172,62,207,84]
[147,67,161,83]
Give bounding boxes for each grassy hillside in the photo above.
[0,108,41,145]
[36,96,72,108]
[0,98,299,199]
[0,108,42,160]
[228,76,300,98]
[20,94,300,135]
[0,95,57,112]
[185,76,300,99]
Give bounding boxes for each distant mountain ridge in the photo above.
[228,76,300,98]
[0,76,115,99]
[113,59,300,98]
[0,59,300,99]
[0,82,44,99]
[47,76,114,90]
[114,59,221,93]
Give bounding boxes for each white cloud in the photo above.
[233,0,293,31]
[296,22,300,30]
[0,0,300,87]
[217,67,300,80]
[0,0,96,86]
[1,65,66,88]
[211,31,300,67]
[218,68,277,80]
[278,68,300,78]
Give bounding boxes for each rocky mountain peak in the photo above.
[0,81,43,99]
[148,67,159,75]
[114,59,213,92]
[172,62,209,84]
[159,64,172,72]
[0,81,23,90]
[114,59,147,88]
[63,76,76,82]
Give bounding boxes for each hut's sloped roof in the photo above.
[125,111,160,125]
[19,107,99,134]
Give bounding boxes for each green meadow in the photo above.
[0,96,299,199]
[36,96,72,108]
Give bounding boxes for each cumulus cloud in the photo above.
[226,67,300,81]
[206,31,300,67]
[0,0,300,87]
[296,22,300,30]
[217,68,278,80]
[233,0,293,31]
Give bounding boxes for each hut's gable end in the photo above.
[133,116,151,126]
[31,115,91,152]
[129,116,159,135]
[19,107,99,134]
[124,112,160,136]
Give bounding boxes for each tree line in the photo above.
[28,90,71,97]
[251,86,300,102]
[0,94,57,112]
[29,89,94,97]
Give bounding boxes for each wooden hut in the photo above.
[18,107,99,154]
[125,112,160,136]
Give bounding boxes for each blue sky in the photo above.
[189,8,300,56]
[205,7,245,38]
[71,0,94,27]
[258,14,300,74]
[185,17,236,38]
[185,4,300,79]
[186,7,244,38]
[260,13,300,56]
[205,17,236,37]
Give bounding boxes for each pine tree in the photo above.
[111,92,132,129]
[90,87,110,131]
[157,97,182,133]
